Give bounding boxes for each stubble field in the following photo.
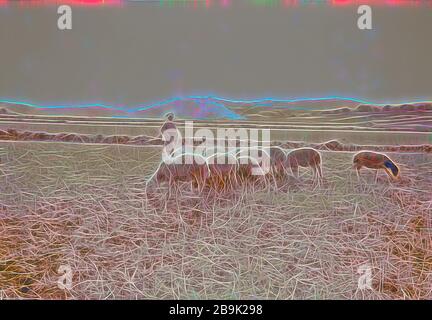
[0,141,430,299]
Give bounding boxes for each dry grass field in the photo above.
[0,141,430,299]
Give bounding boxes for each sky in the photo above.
[0,3,431,107]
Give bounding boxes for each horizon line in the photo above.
[1,95,432,113]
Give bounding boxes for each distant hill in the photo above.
[130,98,244,120]
[0,101,128,117]
[1,97,431,121]
[0,106,17,115]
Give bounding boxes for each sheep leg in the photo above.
[315,167,321,188]
[270,169,278,191]
[167,180,175,199]
[355,166,362,182]
[290,165,299,179]
[312,167,320,189]
[317,163,323,180]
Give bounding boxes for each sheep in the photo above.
[230,146,288,189]
[268,146,288,178]
[352,151,400,182]
[148,153,210,195]
[285,147,323,185]
[234,146,287,173]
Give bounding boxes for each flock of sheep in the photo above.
[147,146,401,193]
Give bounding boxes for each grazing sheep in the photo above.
[268,146,288,178]
[285,147,323,184]
[234,146,287,175]
[230,146,289,190]
[151,155,210,193]
[256,146,289,189]
[353,151,400,181]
